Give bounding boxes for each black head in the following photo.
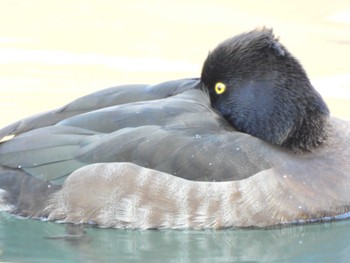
[201,28,330,152]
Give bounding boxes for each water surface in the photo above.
[1,212,350,263]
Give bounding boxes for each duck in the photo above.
[0,28,349,229]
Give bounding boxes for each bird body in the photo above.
[0,28,349,229]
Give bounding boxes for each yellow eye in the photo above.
[215,82,226,95]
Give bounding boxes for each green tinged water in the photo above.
[0,211,349,263]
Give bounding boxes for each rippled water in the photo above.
[1,212,350,263]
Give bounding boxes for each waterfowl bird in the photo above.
[0,28,349,229]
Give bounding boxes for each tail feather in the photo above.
[0,166,61,217]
